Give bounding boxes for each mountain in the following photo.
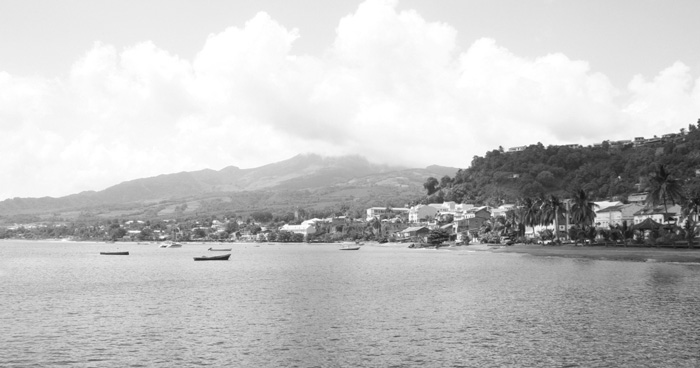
[0,154,457,221]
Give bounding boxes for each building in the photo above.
[594,201,623,213]
[490,204,516,218]
[454,206,491,237]
[558,144,582,149]
[507,146,527,152]
[633,205,682,225]
[366,207,410,221]
[399,226,430,240]
[627,192,648,204]
[408,204,439,223]
[280,222,317,236]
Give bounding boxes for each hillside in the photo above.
[424,122,700,206]
[0,154,457,223]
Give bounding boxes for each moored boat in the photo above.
[339,241,362,250]
[208,247,232,251]
[193,254,231,261]
[100,251,129,255]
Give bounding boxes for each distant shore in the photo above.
[463,243,700,263]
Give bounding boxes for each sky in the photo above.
[1,0,699,200]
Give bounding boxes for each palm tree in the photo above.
[570,189,598,235]
[681,195,700,225]
[518,197,541,237]
[540,195,567,242]
[681,194,700,248]
[646,165,685,225]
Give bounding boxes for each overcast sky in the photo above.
[1,0,699,200]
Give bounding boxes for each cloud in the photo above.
[1,0,699,200]
[624,62,700,132]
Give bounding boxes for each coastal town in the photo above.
[1,188,693,248]
[3,124,699,246]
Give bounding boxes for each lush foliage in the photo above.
[421,121,700,205]
[427,228,451,246]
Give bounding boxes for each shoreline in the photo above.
[462,243,700,263]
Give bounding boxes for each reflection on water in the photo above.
[1,241,699,367]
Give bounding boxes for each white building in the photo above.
[633,205,682,225]
[408,204,438,223]
[490,204,516,218]
[280,223,317,235]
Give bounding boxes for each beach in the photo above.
[465,243,700,263]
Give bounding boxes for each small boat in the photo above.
[208,247,232,251]
[160,241,182,248]
[100,251,129,255]
[194,254,231,261]
[339,244,361,250]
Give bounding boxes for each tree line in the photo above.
[421,120,700,207]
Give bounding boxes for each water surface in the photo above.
[1,241,699,367]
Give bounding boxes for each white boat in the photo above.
[160,241,182,248]
[339,242,362,251]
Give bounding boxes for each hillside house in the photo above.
[627,192,648,204]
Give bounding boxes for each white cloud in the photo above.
[624,62,700,133]
[1,0,699,200]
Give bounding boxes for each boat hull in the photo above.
[194,254,231,261]
[208,248,232,251]
[100,251,129,255]
[339,247,361,251]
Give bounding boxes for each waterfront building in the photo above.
[280,222,317,236]
[595,203,644,228]
[633,205,682,225]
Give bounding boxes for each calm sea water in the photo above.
[1,240,699,367]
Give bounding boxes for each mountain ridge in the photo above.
[0,154,457,219]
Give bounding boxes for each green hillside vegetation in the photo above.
[422,120,700,206]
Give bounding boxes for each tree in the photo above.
[108,226,126,241]
[681,195,700,226]
[424,177,440,195]
[440,175,453,189]
[518,197,540,237]
[540,195,567,241]
[646,165,685,224]
[251,211,273,223]
[193,228,207,239]
[427,228,450,247]
[681,193,700,248]
[225,221,239,234]
[138,227,153,241]
[570,189,598,231]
